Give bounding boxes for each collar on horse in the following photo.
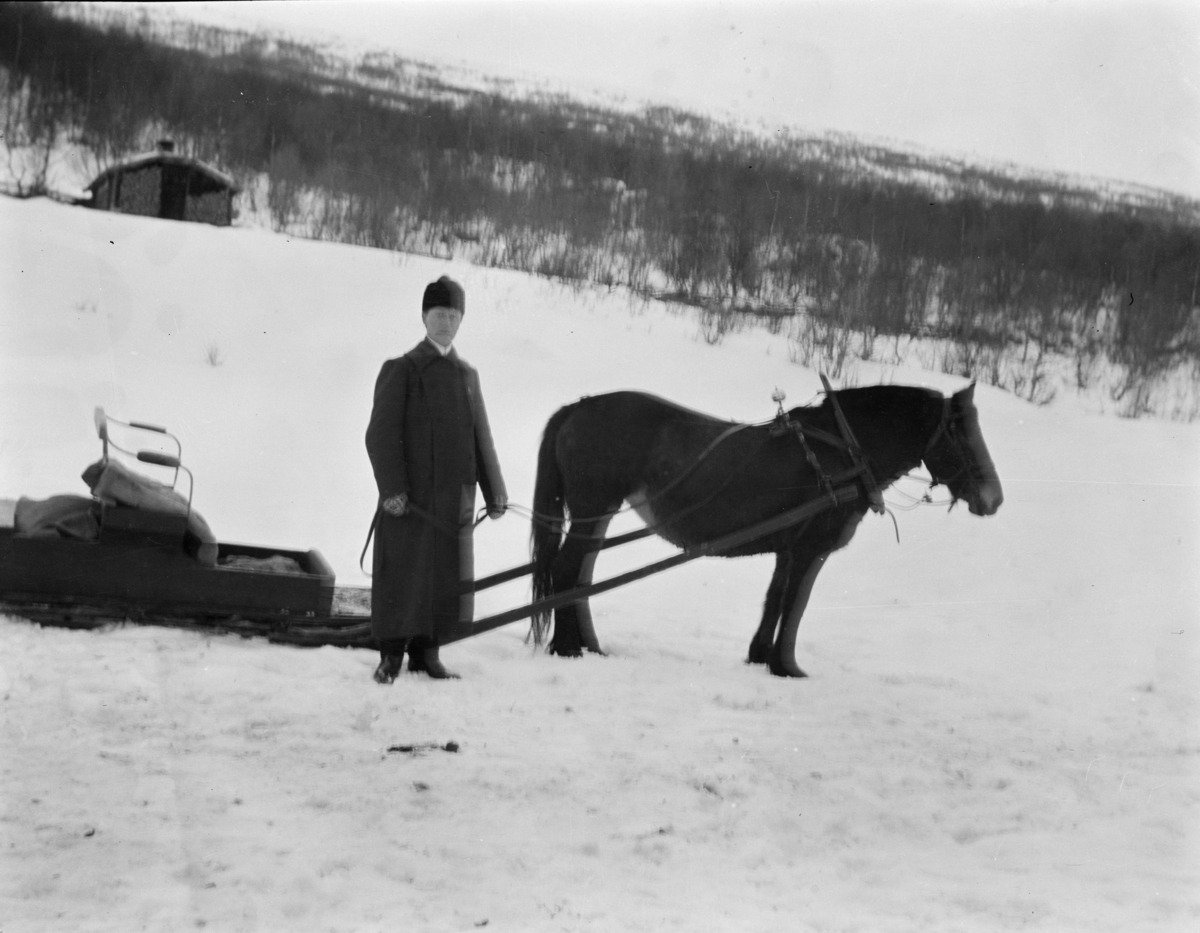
[818,374,886,514]
[811,378,957,514]
[771,376,886,515]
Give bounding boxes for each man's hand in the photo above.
[487,494,508,520]
[382,493,408,517]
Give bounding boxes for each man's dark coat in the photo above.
[366,339,506,641]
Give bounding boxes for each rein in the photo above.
[358,420,763,573]
[359,498,490,575]
[359,381,946,572]
[512,379,892,537]
[517,419,762,533]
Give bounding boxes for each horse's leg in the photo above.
[771,512,865,677]
[769,548,832,678]
[549,514,614,657]
[747,550,791,665]
[573,515,612,654]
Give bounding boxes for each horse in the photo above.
[529,382,1003,677]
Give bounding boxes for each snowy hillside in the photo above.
[1,196,1197,931]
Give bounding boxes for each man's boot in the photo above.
[373,639,407,684]
[408,636,459,679]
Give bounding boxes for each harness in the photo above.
[361,379,952,571]
[768,376,885,516]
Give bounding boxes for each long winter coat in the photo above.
[365,339,506,642]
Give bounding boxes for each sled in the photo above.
[0,409,363,645]
[0,409,859,650]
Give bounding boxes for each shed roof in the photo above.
[87,150,239,193]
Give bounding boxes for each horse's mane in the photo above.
[613,390,741,426]
[788,383,943,420]
[618,384,945,429]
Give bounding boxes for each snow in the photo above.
[1,195,1198,931]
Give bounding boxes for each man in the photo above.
[365,275,507,682]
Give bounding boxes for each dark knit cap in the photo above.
[421,276,465,315]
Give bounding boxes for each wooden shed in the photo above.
[86,141,238,226]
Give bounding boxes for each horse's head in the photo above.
[922,384,1003,516]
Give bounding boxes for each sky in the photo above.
[153,0,1200,200]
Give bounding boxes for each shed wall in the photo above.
[89,161,235,226]
[184,190,232,226]
[91,177,115,210]
[115,167,161,218]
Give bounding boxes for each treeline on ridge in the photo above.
[2,1,1198,415]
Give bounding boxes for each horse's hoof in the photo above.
[768,661,809,678]
[746,642,772,664]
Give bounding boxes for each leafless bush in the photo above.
[0,68,69,197]
[267,145,305,232]
[536,243,592,283]
[938,339,1004,387]
[698,306,744,345]
[1074,339,1103,391]
[788,313,854,380]
[1113,375,1155,419]
[1006,342,1057,406]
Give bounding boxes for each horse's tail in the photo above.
[530,402,575,645]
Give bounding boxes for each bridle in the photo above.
[922,396,953,462]
[921,395,969,491]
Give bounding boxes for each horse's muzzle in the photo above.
[969,480,1004,516]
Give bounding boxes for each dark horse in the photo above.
[530,383,1003,676]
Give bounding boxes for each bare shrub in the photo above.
[788,313,854,380]
[1114,376,1155,419]
[267,145,305,233]
[1007,342,1058,406]
[0,69,69,197]
[939,339,1004,387]
[856,325,878,362]
[536,243,592,283]
[1074,339,1103,391]
[698,306,742,345]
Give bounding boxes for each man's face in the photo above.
[423,305,463,347]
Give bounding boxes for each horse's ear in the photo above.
[955,382,976,404]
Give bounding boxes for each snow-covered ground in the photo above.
[1,196,1197,931]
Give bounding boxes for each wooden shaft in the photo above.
[444,485,858,644]
[466,526,658,594]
